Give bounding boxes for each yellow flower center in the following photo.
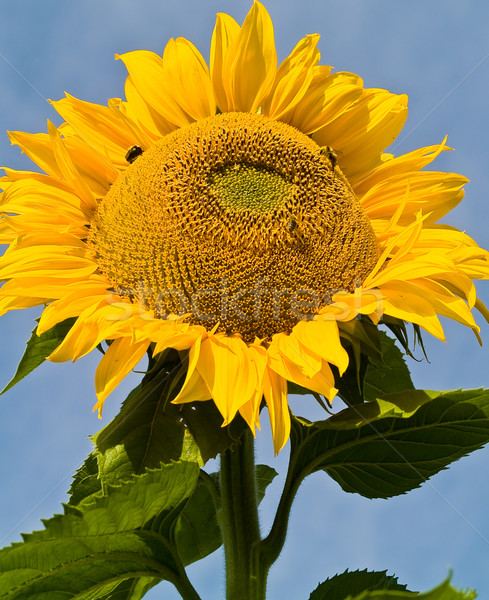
[89,112,379,341]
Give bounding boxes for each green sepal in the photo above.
[382,316,428,361]
[0,317,76,395]
[309,573,474,600]
[336,318,382,405]
[0,461,200,599]
[308,569,407,599]
[290,388,489,498]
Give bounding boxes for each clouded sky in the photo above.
[1,1,489,598]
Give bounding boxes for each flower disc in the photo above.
[89,112,379,340]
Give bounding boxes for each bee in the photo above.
[287,217,298,233]
[320,145,338,171]
[125,145,143,164]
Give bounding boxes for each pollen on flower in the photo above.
[88,112,379,341]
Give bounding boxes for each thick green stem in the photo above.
[219,430,265,600]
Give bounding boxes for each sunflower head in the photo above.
[1,1,488,453]
[89,111,379,341]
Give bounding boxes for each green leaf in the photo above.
[173,463,277,567]
[179,399,248,463]
[1,318,76,394]
[68,453,101,506]
[255,463,278,504]
[174,473,221,567]
[350,577,475,599]
[290,388,489,498]
[0,461,200,599]
[309,569,407,599]
[309,573,474,600]
[324,390,435,430]
[362,331,414,404]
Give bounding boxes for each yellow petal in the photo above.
[1,178,88,229]
[123,76,174,137]
[47,121,97,211]
[94,336,150,414]
[37,283,110,333]
[327,289,385,324]
[410,278,478,331]
[292,319,349,375]
[51,94,138,171]
[353,140,449,196]
[8,130,62,179]
[0,277,104,303]
[0,219,14,244]
[210,12,240,112]
[291,71,363,135]
[268,343,337,400]
[172,335,212,404]
[263,33,321,121]
[313,89,408,183]
[117,50,192,130]
[271,330,322,378]
[0,245,97,281]
[162,38,216,121]
[262,366,289,454]
[224,1,277,112]
[108,97,156,149]
[48,301,136,362]
[361,171,466,229]
[238,343,268,433]
[369,252,456,288]
[379,282,445,340]
[196,335,258,425]
[0,295,45,316]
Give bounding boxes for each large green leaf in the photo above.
[1,318,76,395]
[0,461,200,600]
[308,569,407,599]
[290,388,489,498]
[309,574,474,600]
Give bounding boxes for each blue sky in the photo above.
[1,1,489,598]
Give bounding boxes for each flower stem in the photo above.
[219,430,265,600]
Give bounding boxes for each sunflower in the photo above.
[1,2,488,453]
